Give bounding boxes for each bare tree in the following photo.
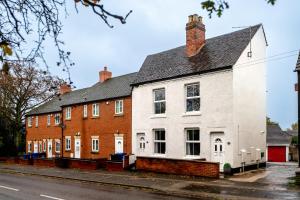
[0,0,132,83]
[0,62,63,151]
[201,0,277,17]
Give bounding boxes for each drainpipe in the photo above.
[295,66,300,167]
[61,108,64,158]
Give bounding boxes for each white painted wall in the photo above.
[132,70,234,166]
[132,26,267,170]
[232,26,267,168]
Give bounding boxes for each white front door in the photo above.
[211,134,225,171]
[136,133,146,154]
[74,139,81,159]
[47,140,52,158]
[34,142,38,153]
[115,136,123,153]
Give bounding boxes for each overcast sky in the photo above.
[41,0,300,129]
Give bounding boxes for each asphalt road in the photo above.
[0,173,192,200]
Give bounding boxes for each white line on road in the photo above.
[0,185,19,191]
[40,194,65,200]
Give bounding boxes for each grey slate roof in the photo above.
[296,51,300,71]
[133,24,262,85]
[27,72,137,116]
[267,124,290,145]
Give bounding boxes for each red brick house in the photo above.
[26,67,136,159]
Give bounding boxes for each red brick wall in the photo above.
[62,96,132,159]
[136,157,219,178]
[26,113,62,157]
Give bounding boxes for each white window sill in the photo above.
[152,154,166,157]
[150,114,167,119]
[182,112,201,117]
[184,155,201,160]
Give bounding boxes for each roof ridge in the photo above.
[147,24,262,57]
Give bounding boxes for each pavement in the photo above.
[0,162,300,200]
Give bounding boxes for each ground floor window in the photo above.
[154,129,166,154]
[39,142,42,153]
[55,140,61,153]
[92,137,99,152]
[65,137,71,151]
[186,128,200,156]
[43,140,46,152]
[28,142,32,153]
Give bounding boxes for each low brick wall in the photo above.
[106,161,123,171]
[33,159,56,168]
[136,156,219,178]
[19,158,33,165]
[68,159,98,170]
[6,157,19,164]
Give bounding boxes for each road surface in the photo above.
[0,173,194,200]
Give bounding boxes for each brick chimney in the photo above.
[186,14,206,57]
[59,84,71,95]
[99,66,112,83]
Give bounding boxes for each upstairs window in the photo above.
[153,88,166,114]
[115,100,123,114]
[28,117,32,127]
[47,115,51,126]
[186,128,200,156]
[92,104,99,117]
[54,114,60,125]
[66,107,72,120]
[83,105,88,118]
[186,83,200,112]
[35,116,38,127]
[154,129,166,154]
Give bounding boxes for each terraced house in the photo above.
[26,67,136,159]
[132,14,267,172]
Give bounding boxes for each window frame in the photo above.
[115,100,124,115]
[91,138,99,152]
[39,142,42,153]
[83,104,88,118]
[92,103,99,117]
[66,107,72,120]
[28,117,32,127]
[55,140,61,153]
[43,140,46,152]
[54,114,60,125]
[47,115,51,126]
[153,88,166,114]
[28,141,32,153]
[35,116,38,127]
[153,129,166,155]
[185,128,201,156]
[185,83,200,113]
[65,137,71,151]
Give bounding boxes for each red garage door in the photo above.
[268,146,286,162]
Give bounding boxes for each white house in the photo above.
[132,14,267,172]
